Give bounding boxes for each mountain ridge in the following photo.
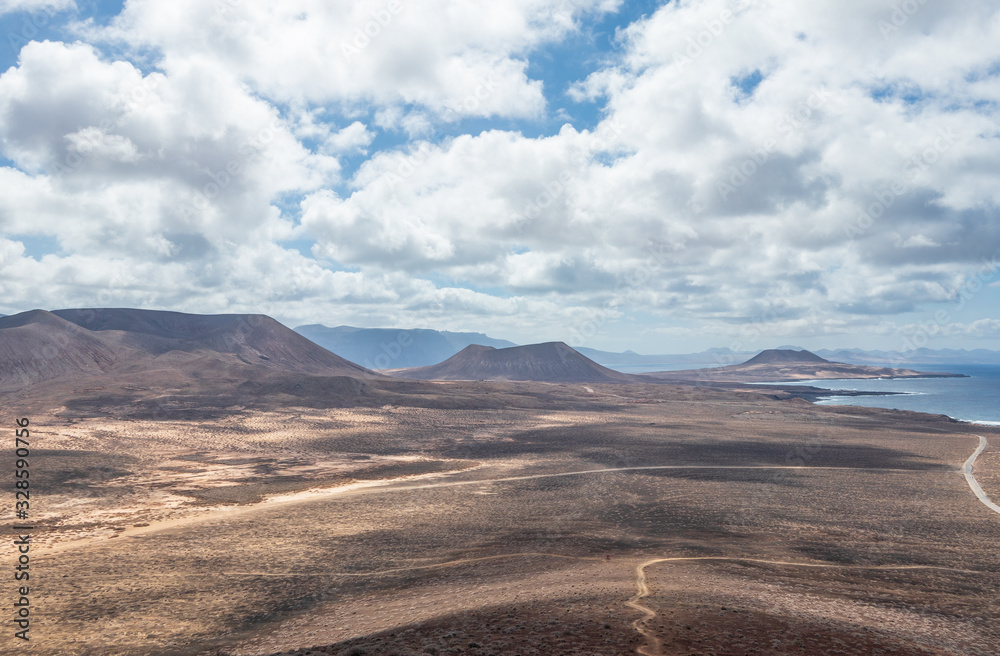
[295,324,517,369]
[0,308,376,391]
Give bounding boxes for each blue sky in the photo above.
[0,0,998,353]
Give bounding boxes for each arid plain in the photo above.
[6,379,1000,656]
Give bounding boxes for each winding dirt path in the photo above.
[963,435,1000,515]
[626,557,985,656]
[626,435,1000,655]
[40,462,926,556]
[222,551,983,656]
[224,552,603,578]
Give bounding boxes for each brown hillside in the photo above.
[387,342,636,383]
[0,308,375,392]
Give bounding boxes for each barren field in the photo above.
[3,382,999,655]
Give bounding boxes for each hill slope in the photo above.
[742,349,830,365]
[0,310,123,386]
[295,324,517,369]
[0,308,375,391]
[52,308,371,376]
[388,342,635,383]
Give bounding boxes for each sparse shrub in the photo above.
[337,647,366,656]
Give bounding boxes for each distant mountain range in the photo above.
[580,345,1000,367]
[387,346,963,384]
[7,311,998,372]
[294,324,516,369]
[0,311,977,408]
[575,346,743,366]
[388,342,635,384]
[813,347,1000,365]
[640,349,966,383]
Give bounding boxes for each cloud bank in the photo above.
[0,0,998,351]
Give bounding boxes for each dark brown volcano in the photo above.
[0,310,122,387]
[387,342,635,383]
[742,349,830,365]
[50,308,372,376]
[0,308,375,391]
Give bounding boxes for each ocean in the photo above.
[772,364,1000,426]
[606,362,1000,425]
[764,363,1000,426]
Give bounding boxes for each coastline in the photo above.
[747,364,1000,426]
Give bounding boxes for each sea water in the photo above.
[755,364,1000,425]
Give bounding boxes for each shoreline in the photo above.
[956,419,1000,427]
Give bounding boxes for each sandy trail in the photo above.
[224,551,984,656]
[962,435,1000,515]
[40,462,931,556]
[626,558,663,656]
[224,552,603,578]
[626,557,985,656]
[39,467,487,556]
[626,435,1000,656]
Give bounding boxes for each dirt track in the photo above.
[963,435,1000,515]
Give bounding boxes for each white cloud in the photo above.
[80,0,619,122]
[899,234,939,249]
[0,41,339,254]
[897,318,1000,339]
[325,122,375,154]
[285,0,1000,346]
[0,0,73,17]
[1,0,999,350]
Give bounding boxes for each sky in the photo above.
[0,0,999,354]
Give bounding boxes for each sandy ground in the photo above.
[2,383,999,655]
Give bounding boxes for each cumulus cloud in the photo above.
[0,0,73,16]
[79,0,619,122]
[0,41,338,255]
[1,0,998,350]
